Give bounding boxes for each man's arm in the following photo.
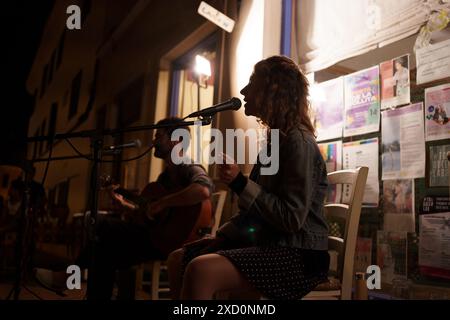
[158,183,210,208]
[149,165,214,215]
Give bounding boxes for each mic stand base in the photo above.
[85,134,103,298]
[5,169,43,301]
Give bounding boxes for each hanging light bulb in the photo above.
[195,54,211,77]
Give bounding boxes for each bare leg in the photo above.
[167,248,184,300]
[181,253,252,300]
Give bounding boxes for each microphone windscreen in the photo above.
[230,97,242,109]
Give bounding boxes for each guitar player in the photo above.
[34,117,214,300]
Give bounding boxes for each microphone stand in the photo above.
[5,166,43,300]
[25,117,212,299]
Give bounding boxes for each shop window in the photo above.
[47,102,58,149]
[33,128,39,159]
[40,64,49,98]
[117,76,144,127]
[38,120,46,155]
[57,180,70,206]
[68,70,82,120]
[48,50,56,84]
[56,30,65,69]
[168,33,219,171]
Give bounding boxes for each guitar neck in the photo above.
[114,188,147,208]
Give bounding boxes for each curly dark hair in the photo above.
[252,56,315,136]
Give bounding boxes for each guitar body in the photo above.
[122,182,212,256]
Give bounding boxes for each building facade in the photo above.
[26,0,283,219]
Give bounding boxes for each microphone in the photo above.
[105,139,142,151]
[187,97,241,118]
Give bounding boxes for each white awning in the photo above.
[295,0,449,73]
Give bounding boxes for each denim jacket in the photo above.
[217,126,329,250]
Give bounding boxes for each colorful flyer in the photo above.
[344,66,380,137]
[380,54,410,109]
[342,138,379,206]
[355,237,373,273]
[311,77,344,141]
[381,103,425,180]
[419,212,450,280]
[383,179,415,233]
[425,83,450,141]
[318,140,342,203]
[428,144,450,187]
[377,231,408,284]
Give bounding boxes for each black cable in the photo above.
[64,138,92,160]
[41,137,54,185]
[64,138,153,162]
[111,146,153,162]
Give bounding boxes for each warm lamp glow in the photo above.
[195,55,211,77]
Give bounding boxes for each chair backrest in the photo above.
[210,190,227,236]
[447,152,450,195]
[325,166,368,300]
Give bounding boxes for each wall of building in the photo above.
[26,0,230,218]
[27,0,108,215]
[96,0,211,191]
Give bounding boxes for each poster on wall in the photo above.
[354,237,372,273]
[419,212,450,280]
[427,144,450,187]
[425,84,450,141]
[318,140,342,203]
[380,54,410,109]
[415,177,450,213]
[416,38,450,85]
[311,77,344,141]
[344,66,380,137]
[381,103,425,180]
[342,138,379,206]
[377,231,408,284]
[383,179,415,233]
[421,196,450,214]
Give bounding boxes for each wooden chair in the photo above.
[138,191,227,300]
[447,152,450,195]
[210,190,227,236]
[214,166,368,300]
[303,166,368,300]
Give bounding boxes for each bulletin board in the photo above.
[311,26,450,291]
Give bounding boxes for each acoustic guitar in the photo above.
[103,177,212,256]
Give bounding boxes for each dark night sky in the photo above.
[0,0,54,166]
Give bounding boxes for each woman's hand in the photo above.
[218,154,240,184]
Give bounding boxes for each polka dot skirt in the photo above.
[182,244,330,300]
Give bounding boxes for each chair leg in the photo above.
[151,261,161,300]
[135,264,144,291]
